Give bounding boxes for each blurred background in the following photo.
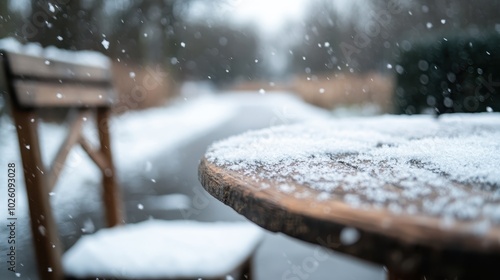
[1,0,498,115]
[0,0,499,279]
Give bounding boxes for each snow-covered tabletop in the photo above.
[199,113,500,278]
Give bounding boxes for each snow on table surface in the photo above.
[206,113,500,226]
[63,219,263,278]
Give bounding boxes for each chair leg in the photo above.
[97,108,124,227]
[13,110,64,280]
[239,258,252,280]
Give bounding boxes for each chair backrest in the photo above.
[0,49,124,280]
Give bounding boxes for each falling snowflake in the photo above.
[101,39,110,50]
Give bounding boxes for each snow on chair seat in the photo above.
[63,220,263,279]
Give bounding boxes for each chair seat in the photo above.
[63,220,264,279]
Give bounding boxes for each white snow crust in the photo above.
[207,114,500,224]
[63,220,263,278]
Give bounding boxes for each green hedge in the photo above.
[393,31,500,114]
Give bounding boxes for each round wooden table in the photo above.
[198,114,500,279]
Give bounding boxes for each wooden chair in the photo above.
[0,48,262,280]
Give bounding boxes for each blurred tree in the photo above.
[27,0,103,50]
[390,0,500,115]
[288,1,343,75]
[171,22,260,85]
[15,0,197,81]
[0,1,21,39]
[19,0,258,85]
[288,0,402,75]
[101,0,179,64]
[289,0,500,76]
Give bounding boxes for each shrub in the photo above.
[393,31,500,114]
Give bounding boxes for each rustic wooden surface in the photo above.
[14,81,113,107]
[199,158,500,279]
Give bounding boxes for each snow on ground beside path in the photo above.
[111,92,330,183]
[216,90,331,125]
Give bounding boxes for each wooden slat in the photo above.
[46,110,90,191]
[14,80,114,108]
[4,51,111,82]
